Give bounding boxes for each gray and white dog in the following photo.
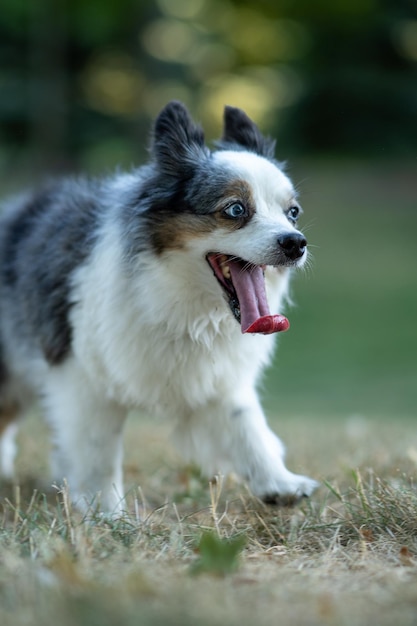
[0,101,317,513]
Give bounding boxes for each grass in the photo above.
[1,412,417,626]
[1,160,416,624]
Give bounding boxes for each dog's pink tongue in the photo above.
[228,262,290,334]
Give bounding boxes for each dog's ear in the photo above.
[151,101,209,177]
[221,106,276,158]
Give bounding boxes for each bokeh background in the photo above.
[1,0,416,420]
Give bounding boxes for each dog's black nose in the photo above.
[278,232,307,260]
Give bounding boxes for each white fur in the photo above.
[0,421,18,478]
[43,359,127,512]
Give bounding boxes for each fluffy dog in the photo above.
[0,101,317,512]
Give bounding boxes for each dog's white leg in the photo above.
[0,420,18,479]
[42,359,127,515]
[174,390,318,504]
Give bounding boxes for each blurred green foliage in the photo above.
[190,532,246,577]
[0,0,416,174]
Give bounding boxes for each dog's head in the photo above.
[143,101,307,335]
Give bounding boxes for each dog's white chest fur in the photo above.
[70,225,282,415]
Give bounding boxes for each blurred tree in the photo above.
[0,0,415,174]
[275,0,417,155]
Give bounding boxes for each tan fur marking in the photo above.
[152,214,216,253]
[153,179,256,253]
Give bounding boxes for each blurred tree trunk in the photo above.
[28,0,69,171]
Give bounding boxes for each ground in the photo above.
[0,412,416,626]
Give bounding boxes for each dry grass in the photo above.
[1,412,417,626]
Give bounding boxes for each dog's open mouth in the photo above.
[206,253,290,335]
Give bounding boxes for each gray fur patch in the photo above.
[0,179,102,364]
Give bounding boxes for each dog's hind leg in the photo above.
[0,343,20,479]
[0,408,19,479]
[174,390,318,505]
[42,358,128,515]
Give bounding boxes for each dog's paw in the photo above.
[256,473,319,507]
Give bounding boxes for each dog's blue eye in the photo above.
[224,203,246,219]
[287,206,300,222]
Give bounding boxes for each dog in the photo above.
[0,101,318,513]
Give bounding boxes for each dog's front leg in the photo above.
[174,391,318,504]
[42,358,128,515]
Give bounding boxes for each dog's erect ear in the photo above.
[151,101,209,177]
[221,106,276,159]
